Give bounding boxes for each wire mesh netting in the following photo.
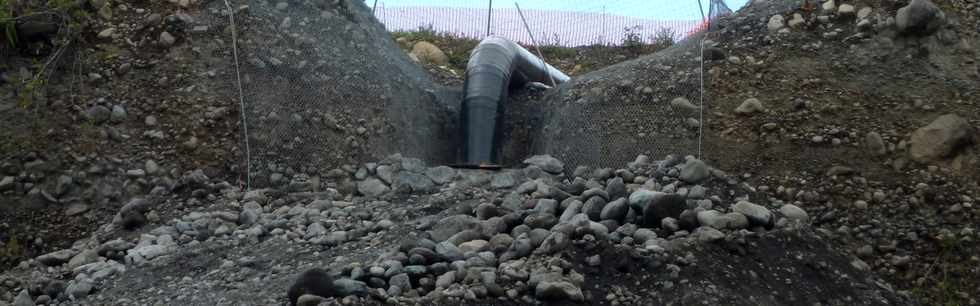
[207,0,732,187]
[201,0,460,188]
[391,0,733,170]
[526,36,711,171]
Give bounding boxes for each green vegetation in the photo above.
[8,57,50,109]
[538,45,576,61]
[650,27,677,50]
[391,24,442,45]
[538,34,577,61]
[911,234,971,306]
[391,26,581,72]
[0,127,41,157]
[621,25,644,50]
[536,34,576,59]
[1,0,15,47]
[391,25,479,71]
[2,0,89,109]
[622,25,676,54]
[389,27,682,77]
[48,0,90,34]
[70,118,100,154]
[1,235,23,260]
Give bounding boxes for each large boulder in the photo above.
[735,98,765,115]
[669,97,699,116]
[0,176,14,191]
[605,177,627,200]
[896,0,946,35]
[394,172,435,193]
[678,158,710,183]
[287,269,367,306]
[429,215,481,242]
[779,204,809,223]
[425,166,457,184]
[909,114,975,162]
[523,155,565,174]
[697,210,748,230]
[535,280,584,301]
[37,249,76,266]
[631,191,687,228]
[15,14,59,42]
[410,41,449,65]
[357,178,390,197]
[767,15,785,32]
[67,249,99,270]
[66,279,94,299]
[14,289,33,306]
[582,196,607,221]
[733,201,774,229]
[865,132,887,156]
[86,105,112,124]
[600,198,629,223]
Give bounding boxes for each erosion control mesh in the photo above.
[204,0,458,187]
[214,0,731,186]
[521,36,709,170]
[500,1,733,170]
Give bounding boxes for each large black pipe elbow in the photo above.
[460,37,570,166]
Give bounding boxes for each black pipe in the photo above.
[460,36,570,166]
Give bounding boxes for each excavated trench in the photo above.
[230,0,716,184]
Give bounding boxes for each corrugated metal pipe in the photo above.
[460,36,570,166]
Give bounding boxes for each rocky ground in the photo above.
[1,154,912,306]
[1,0,979,305]
[700,0,980,304]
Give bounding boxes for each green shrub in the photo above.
[1,0,88,109]
[1,0,15,47]
[2,236,22,258]
[540,45,576,61]
[622,25,644,49]
[650,27,676,50]
[391,24,440,44]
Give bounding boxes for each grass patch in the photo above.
[390,25,442,45]
[1,0,89,109]
[390,27,680,77]
[622,25,644,50]
[73,119,101,155]
[0,234,26,270]
[539,45,577,62]
[622,25,676,55]
[391,25,480,71]
[1,235,23,260]
[649,27,677,51]
[1,0,16,48]
[0,130,40,158]
[911,233,973,306]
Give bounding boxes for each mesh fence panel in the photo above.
[374,0,713,47]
